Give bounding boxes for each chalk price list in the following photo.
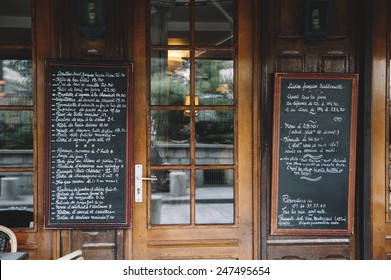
[276,80,351,229]
[49,69,127,223]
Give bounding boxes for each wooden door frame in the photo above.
[130,0,257,260]
[371,0,391,260]
[128,0,148,260]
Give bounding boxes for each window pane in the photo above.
[195,50,234,105]
[151,110,190,165]
[0,60,32,106]
[150,1,190,45]
[0,172,33,228]
[195,0,234,46]
[195,110,234,164]
[151,50,190,105]
[0,110,33,152]
[151,169,190,225]
[195,169,233,224]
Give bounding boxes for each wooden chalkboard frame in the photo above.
[271,73,358,236]
[44,60,133,229]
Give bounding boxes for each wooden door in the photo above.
[130,0,255,260]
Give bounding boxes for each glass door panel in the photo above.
[195,169,234,224]
[195,110,234,164]
[150,1,190,45]
[195,50,235,106]
[150,50,190,105]
[151,169,190,225]
[148,0,236,226]
[151,110,191,165]
[195,0,234,46]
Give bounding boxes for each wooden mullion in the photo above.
[0,106,34,110]
[0,167,34,172]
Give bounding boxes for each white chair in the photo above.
[57,249,84,260]
[0,225,17,252]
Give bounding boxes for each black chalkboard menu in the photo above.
[271,73,358,236]
[44,60,133,229]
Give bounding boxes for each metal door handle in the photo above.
[134,164,157,202]
[136,176,157,181]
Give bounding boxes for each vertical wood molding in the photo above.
[371,0,389,260]
[237,0,255,259]
[35,0,56,259]
[131,0,148,260]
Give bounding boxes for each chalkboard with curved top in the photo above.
[44,60,133,229]
[271,73,358,236]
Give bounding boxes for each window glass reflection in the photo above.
[151,50,190,105]
[195,169,233,224]
[150,1,190,45]
[151,169,190,225]
[0,172,33,228]
[195,50,234,105]
[0,60,32,106]
[151,110,190,165]
[0,110,33,152]
[195,0,234,46]
[195,110,234,164]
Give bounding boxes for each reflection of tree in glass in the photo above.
[151,72,186,105]
[196,110,234,144]
[3,60,32,93]
[0,112,33,149]
[196,58,234,105]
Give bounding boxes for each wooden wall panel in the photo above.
[49,0,132,260]
[330,0,350,38]
[267,244,351,260]
[53,0,129,60]
[277,54,305,72]
[60,229,125,260]
[261,0,361,260]
[320,54,350,73]
[147,243,239,260]
[266,237,352,260]
[276,0,301,38]
[370,0,391,260]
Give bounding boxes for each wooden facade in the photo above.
[1,0,390,259]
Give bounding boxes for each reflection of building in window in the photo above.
[204,170,226,185]
[0,60,33,149]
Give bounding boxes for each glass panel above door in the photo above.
[195,0,234,46]
[150,1,190,45]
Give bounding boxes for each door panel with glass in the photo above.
[132,0,254,259]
